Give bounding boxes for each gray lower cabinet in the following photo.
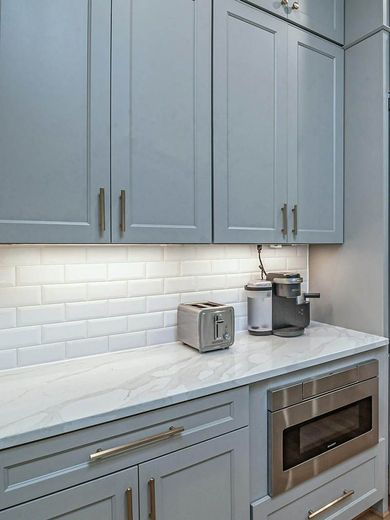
[139,429,250,520]
[287,27,344,244]
[0,0,111,244]
[0,467,139,519]
[111,0,212,244]
[213,0,288,244]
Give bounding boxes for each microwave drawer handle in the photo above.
[307,490,355,519]
[89,426,185,462]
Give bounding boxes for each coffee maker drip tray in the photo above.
[272,326,305,338]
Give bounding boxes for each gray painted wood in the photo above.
[310,31,389,336]
[111,0,212,244]
[213,0,288,244]
[287,26,344,244]
[139,428,250,520]
[345,0,388,46]
[288,0,344,44]
[0,0,111,244]
[243,0,288,18]
[0,387,248,509]
[0,467,138,519]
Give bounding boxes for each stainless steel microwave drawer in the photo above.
[0,386,248,510]
[252,442,385,520]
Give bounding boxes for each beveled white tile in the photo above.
[108,297,146,317]
[17,304,65,326]
[146,326,177,345]
[88,317,127,338]
[88,281,127,300]
[128,279,163,297]
[0,309,16,330]
[109,331,146,352]
[17,265,64,286]
[41,246,86,264]
[66,337,108,358]
[108,262,145,281]
[42,321,87,344]
[146,262,180,278]
[0,349,17,370]
[128,246,164,262]
[66,301,108,321]
[0,267,15,287]
[128,313,164,333]
[0,287,41,308]
[164,277,197,294]
[0,326,41,349]
[18,343,66,367]
[0,247,41,265]
[87,246,127,263]
[65,264,106,283]
[146,294,180,312]
[42,284,87,304]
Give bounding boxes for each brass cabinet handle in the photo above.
[281,0,288,5]
[126,487,133,520]
[120,190,126,233]
[89,426,184,462]
[281,203,288,237]
[308,490,355,519]
[292,1,300,9]
[99,188,106,234]
[148,478,156,520]
[292,204,298,236]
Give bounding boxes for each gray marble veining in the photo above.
[0,322,387,450]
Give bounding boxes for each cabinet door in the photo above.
[111,0,212,244]
[0,467,138,520]
[288,0,344,44]
[244,0,288,18]
[139,428,249,520]
[213,0,288,244]
[287,27,344,244]
[0,0,111,243]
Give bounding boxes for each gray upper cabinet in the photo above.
[0,0,111,244]
[0,467,138,519]
[287,27,344,244]
[111,0,212,244]
[213,0,288,244]
[138,429,250,520]
[288,0,344,44]
[246,0,289,18]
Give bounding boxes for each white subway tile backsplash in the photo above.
[65,264,106,283]
[109,331,146,352]
[42,321,87,344]
[0,244,308,369]
[0,267,15,287]
[66,337,108,358]
[0,309,16,329]
[18,304,65,326]
[88,316,127,338]
[18,343,66,367]
[17,265,64,286]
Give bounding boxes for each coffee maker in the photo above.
[266,272,320,337]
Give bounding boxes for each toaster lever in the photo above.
[214,314,225,341]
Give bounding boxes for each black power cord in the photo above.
[257,245,267,280]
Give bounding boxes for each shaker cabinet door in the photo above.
[0,467,139,520]
[0,0,111,243]
[288,0,344,44]
[287,27,344,244]
[213,0,288,244]
[111,0,212,243]
[139,429,250,520]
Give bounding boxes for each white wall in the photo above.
[0,244,308,370]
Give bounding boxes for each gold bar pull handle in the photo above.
[281,203,288,237]
[99,188,106,234]
[90,426,185,462]
[148,478,156,520]
[307,490,354,519]
[126,487,133,520]
[120,190,126,233]
[292,204,298,236]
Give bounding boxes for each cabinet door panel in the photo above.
[214,0,288,243]
[0,467,138,520]
[0,0,111,243]
[288,27,343,243]
[139,429,249,520]
[289,0,344,44]
[112,0,211,243]
[243,0,288,18]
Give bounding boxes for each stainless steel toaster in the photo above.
[177,302,235,353]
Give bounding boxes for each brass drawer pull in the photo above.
[308,490,355,519]
[281,203,288,237]
[292,1,299,9]
[120,189,126,233]
[89,426,185,462]
[292,204,298,236]
[126,487,133,520]
[99,188,106,234]
[148,478,156,520]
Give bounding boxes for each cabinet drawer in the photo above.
[252,447,383,520]
[0,386,248,510]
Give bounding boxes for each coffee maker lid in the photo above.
[266,272,303,285]
[245,280,272,291]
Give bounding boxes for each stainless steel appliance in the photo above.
[245,280,273,336]
[266,272,320,337]
[268,360,379,496]
[177,302,235,353]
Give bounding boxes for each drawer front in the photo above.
[252,444,384,520]
[0,387,248,510]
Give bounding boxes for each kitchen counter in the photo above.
[0,321,387,450]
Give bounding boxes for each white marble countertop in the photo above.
[0,322,387,450]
